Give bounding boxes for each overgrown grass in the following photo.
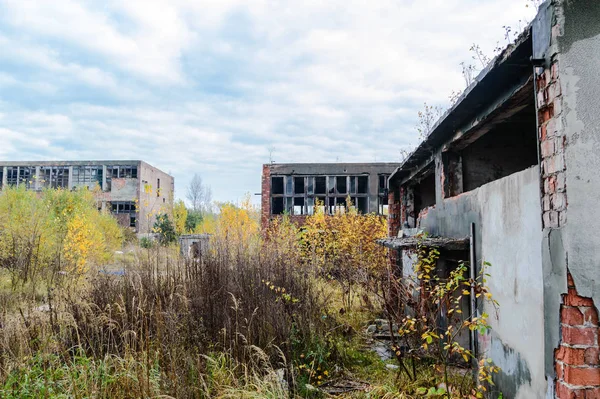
[0,196,479,398]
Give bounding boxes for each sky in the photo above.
[0,0,538,204]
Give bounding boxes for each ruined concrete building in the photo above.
[0,161,174,234]
[261,163,400,230]
[379,1,600,397]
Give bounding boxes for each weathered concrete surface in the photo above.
[138,161,174,234]
[478,166,545,399]
[558,0,600,308]
[417,167,546,398]
[110,178,139,200]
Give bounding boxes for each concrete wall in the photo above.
[415,167,546,399]
[138,161,174,234]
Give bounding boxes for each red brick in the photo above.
[542,138,556,158]
[540,124,548,141]
[585,348,600,366]
[563,306,585,326]
[583,308,599,327]
[562,326,597,346]
[557,381,587,399]
[565,292,596,307]
[585,387,600,398]
[568,273,576,287]
[564,365,600,386]
[557,346,586,365]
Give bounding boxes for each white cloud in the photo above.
[0,0,539,202]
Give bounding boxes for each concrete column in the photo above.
[102,165,107,191]
[68,166,73,190]
[368,171,379,214]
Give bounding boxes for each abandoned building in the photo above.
[379,1,600,398]
[261,162,401,230]
[0,160,174,234]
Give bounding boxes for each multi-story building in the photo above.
[0,160,174,234]
[261,162,401,230]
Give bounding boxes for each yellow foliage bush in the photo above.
[0,186,123,285]
[196,193,260,255]
[300,198,388,273]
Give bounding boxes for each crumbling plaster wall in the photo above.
[416,167,546,399]
[557,0,600,321]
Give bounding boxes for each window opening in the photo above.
[357,176,368,194]
[336,176,347,194]
[315,177,326,194]
[272,197,284,215]
[294,176,305,194]
[272,176,284,195]
[293,197,305,215]
[328,176,335,194]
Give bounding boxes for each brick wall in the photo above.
[537,31,567,229]
[388,189,401,237]
[555,273,600,398]
[260,165,311,231]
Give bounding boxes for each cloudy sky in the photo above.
[0,0,537,204]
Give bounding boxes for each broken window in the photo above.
[414,170,436,216]
[6,167,18,186]
[306,197,315,215]
[315,177,326,194]
[379,195,389,215]
[41,166,69,189]
[272,197,284,215]
[130,215,136,227]
[270,174,372,216]
[349,176,356,194]
[0,169,3,189]
[72,166,102,190]
[110,165,137,179]
[271,176,284,195]
[294,177,305,194]
[332,196,347,214]
[328,176,335,194]
[111,201,136,214]
[336,176,347,194]
[356,197,368,214]
[285,197,294,214]
[157,178,160,197]
[18,167,36,189]
[307,177,314,195]
[357,176,368,194]
[378,174,390,215]
[293,197,305,215]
